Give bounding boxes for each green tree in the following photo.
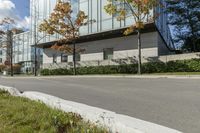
[166,0,200,52]
[39,0,87,75]
[104,0,160,74]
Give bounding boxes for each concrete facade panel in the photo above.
[43,32,159,66]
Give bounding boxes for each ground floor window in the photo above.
[103,48,113,60]
[61,53,68,62]
[75,53,81,62]
[53,54,57,64]
[0,58,2,63]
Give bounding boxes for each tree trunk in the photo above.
[73,41,76,75]
[34,46,37,76]
[137,30,142,75]
[8,31,13,77]
[10,36,13,77]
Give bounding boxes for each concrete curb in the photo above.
[0,86,182,133]
[2,75,200,79]
[0,85,21,96]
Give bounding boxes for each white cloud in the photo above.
[0,0,16,20]
[0,0,30,30]
[16,16,30,30]
[0,0,15,10]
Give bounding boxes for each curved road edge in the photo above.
[0,85,182,133]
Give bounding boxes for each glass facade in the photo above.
[13,31,33,73]
[79,0,138,35]
[30,0,58,45]
[155,0,175,50]
[29,0,147,42]
[0,39,7,65]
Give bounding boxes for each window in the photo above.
[101,0,113,31]
[79,0,89,35]
[61,53,68,63]
[53,54,57,64]
[0,50,2,56]
[75,54,81,62]
[103,48,113,60]
[0,58,2,63]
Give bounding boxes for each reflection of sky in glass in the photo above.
[29,0,154,40]
[13,32,31,63]
[71,0,79,22]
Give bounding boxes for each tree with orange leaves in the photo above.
[39,0,87,75]
[104,0,161,74]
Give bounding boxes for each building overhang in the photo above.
[15,61,33,65]
[34,22,156,49]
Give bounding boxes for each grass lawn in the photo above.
[0,90,108,133]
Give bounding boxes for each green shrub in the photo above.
[166,60,188,72]
[41,68,73,75]
[40,69,50,75]
[185,59,200,72]
[142,62,166,73]
[40,58,200,75]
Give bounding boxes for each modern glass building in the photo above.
[0,48,5,65]
[0,34,13,66]
[12,0,174,70]
[30,0,152,43]
[0,45,3,64]
[0,35,9,66]
[13,32,33,73]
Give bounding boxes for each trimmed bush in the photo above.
[41,68,73,75]
[142,62,166,73]
[40,58,200,75]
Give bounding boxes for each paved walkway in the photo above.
[0,76,200,133]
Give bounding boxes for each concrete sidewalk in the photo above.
[2,74,200,79]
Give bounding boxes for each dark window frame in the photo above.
[75,53,81,62]
[53,54,57,64]
[61,53,68,63]
[103,48,114,60]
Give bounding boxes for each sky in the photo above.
[12,0,30,18]
[0,0,30,29]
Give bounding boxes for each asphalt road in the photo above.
[0,76,200,133]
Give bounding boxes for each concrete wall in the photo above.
[158,52,200,63]
[43,48,62,64]
[44,31,196,70]
[43,32,159,67]
[42,52,200,69]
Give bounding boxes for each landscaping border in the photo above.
[41,59,200,76]
[0,85,182,133]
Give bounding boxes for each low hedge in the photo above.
[41,68,73,75]
[41,59,200,75]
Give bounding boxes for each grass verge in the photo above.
[0,90,108,133]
